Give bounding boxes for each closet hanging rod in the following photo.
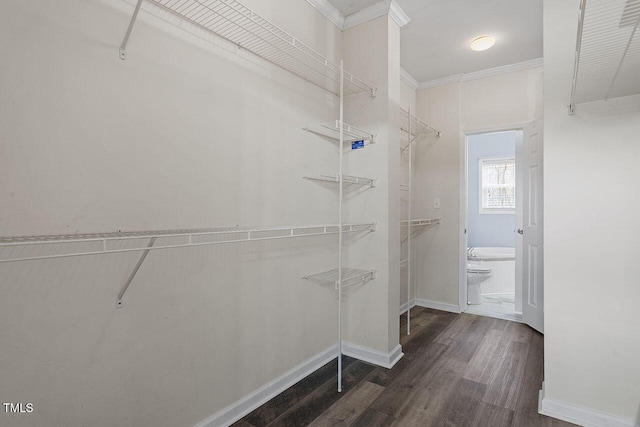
[119,0,376,97]
[0,223,376,263]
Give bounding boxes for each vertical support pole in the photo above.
[337,60,345,393]
[119,0,144,60]
[407,108,412,335]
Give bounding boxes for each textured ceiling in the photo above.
[326,0,543,82]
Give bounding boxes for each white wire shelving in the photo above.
[1,222,375,308]
[303,268,376,290]
[569,0,640,114]
[304,174,376,188]
[0,223,376,264]
[400,107,441,336]
[119,0,376,97]
[304,121,376,144]
[401,218,441,227]
[302,63,377,393]
[400,108,440,152]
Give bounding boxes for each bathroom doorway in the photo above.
[462,129,523,322]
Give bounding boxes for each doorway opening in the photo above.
[463,130,523,322]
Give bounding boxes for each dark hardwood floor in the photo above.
[233,307,576,427]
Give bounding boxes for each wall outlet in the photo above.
[434,198,441,209]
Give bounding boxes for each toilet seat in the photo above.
[467,263,490,274]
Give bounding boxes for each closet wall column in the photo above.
[341,15,402,358]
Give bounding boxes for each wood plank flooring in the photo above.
[233,307,576,427]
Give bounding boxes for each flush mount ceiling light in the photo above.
[470,35,496,51]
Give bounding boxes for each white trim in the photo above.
[342,341,404,369]
[538,385,636,427]
[306,0,410,31]
[389,1,411,27]
[414,298,462,314]
[461,58,543,82]
[463,122,534,136]
[343,1,390,30]
[417,74,464,90]
[399,298,417,315]
[194,345,338,427]
[343,1,410,30]
[460,128,469,312]
[417,58,544,91]
[305,0,345,29]
[400,68,419,91]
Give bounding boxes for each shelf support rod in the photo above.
[116,237,156,308]
[568,0,586,115]
[407,107,412,335]
[119,0,144,60]
[336,60,345,393]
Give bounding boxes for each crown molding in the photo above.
[344,1,410,30]
[308,0,410,31]
[417,73,464,90]
[389,1,411,27]
[417,58,544,91]
[306,0,345,29]
[344,1,391,30]
[460,57,543,82]
[400,68,419,91]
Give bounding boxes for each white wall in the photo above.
[399,80,417,112]
[342,15,401,355]
[542,0,640,423]
[0,0,349,426]
[414,68,543,308]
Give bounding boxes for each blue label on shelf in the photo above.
[352,140,365,150]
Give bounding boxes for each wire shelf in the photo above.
[303,267,376,289]
[141,0,376,96]
[304,174,376,187]
[0,223,376,263]
[401,218,441,227]
[400,108,440,151]
[304,121,376,144]
[570,0,640,113]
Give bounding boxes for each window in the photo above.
[479,157,515,214]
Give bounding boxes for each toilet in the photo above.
[467,262,491,305]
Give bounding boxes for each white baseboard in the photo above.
[399,298,417,315]
[342,341,404,369]
[194,345,338,427]
[538,384,636,427]
[414,298,461,314]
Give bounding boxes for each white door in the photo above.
[518,122,544,333]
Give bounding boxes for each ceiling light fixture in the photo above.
[470,35,496,51]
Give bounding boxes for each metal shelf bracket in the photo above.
[116,236,156,308]
[120,0,144,60]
